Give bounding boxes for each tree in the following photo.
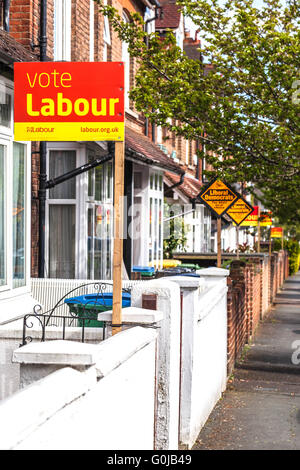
[94,0,300,224]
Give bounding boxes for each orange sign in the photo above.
[238,205,258,226]
[260,211,272,227]
[227,198,254,226]
[199,179,238,217]
[271,227,283,238]
[14,62,124,141]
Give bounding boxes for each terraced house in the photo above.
[0,0,213,319]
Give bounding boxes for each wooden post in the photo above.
[112,141,125,336]
[269,228,272,256]
[217,217,222,268]
[257,206,261,253]
[236,225,240,260]
[282,228,284,250]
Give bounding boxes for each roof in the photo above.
[125,126,184,175]
[184,38,201,61]
[165,171,203,200]
[0,29,38,65]
[155,3,181,30]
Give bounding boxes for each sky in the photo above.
[185,0,274,38]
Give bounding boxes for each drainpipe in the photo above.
[144,4,163,140]
[3,0,10,31]
[38,0,47,278]
[196,139,200,180]
[164,172,185,196]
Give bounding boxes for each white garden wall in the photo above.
[0,327,157,450]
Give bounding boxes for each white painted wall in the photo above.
[164,270,228,449]
[131,279,181,450]
[0,318,103,401]
[0,273,229,450]
[0,327,157,450]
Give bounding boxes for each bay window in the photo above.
[0,76,32,323]
[46,144,114,280]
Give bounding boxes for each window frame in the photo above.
[0,76,31,298]
[54,0,71,61]
[122,11,131,111]
[45,143,83,279]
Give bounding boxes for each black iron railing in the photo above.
[20,281,131,347]
[21,313,108,346]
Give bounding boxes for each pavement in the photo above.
[193,271,300,450]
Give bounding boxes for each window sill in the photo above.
[125,108,139,120]
[0,291,38,326]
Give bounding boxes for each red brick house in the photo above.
[6,0,190,281]
[0,0,215,292]
[155,1,212,253]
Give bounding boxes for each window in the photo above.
[87,158,113,280]
[0,87,12,129]
[12,143,26,288]
[0,78,30,305]
[148,171,163,268]
[103,0,111,61]
[0,82,13,132]
[48,150,76,278]
[188,140,193,166]
[122,12,131,110]
[54,0,71,61]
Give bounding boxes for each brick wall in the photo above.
[227,252,289,375]
[227,262,248,374]
[71,0,90,61]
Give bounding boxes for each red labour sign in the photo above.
[14,61,125,141]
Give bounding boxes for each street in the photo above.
[193,272,300,450]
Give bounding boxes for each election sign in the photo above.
[260,211,272,226]
[14,62,124,141]
[271,227,283,238]
[238,205,259,226]
[226,198,254,226]
[199,179,238,217]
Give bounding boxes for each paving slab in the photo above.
[193,272,300,450]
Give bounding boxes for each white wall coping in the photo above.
[0,318,103,341]
[12,327,158,379]
[0,367,97,450]
[97,306,163,323]
[13,339,100,366]
[161,276,206,290]
[197,267,230,277]
[93,327,157,378]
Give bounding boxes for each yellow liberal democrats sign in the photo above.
[227,198,254,226]
[199,179,238,217]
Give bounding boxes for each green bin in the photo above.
[64,292,131,327]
